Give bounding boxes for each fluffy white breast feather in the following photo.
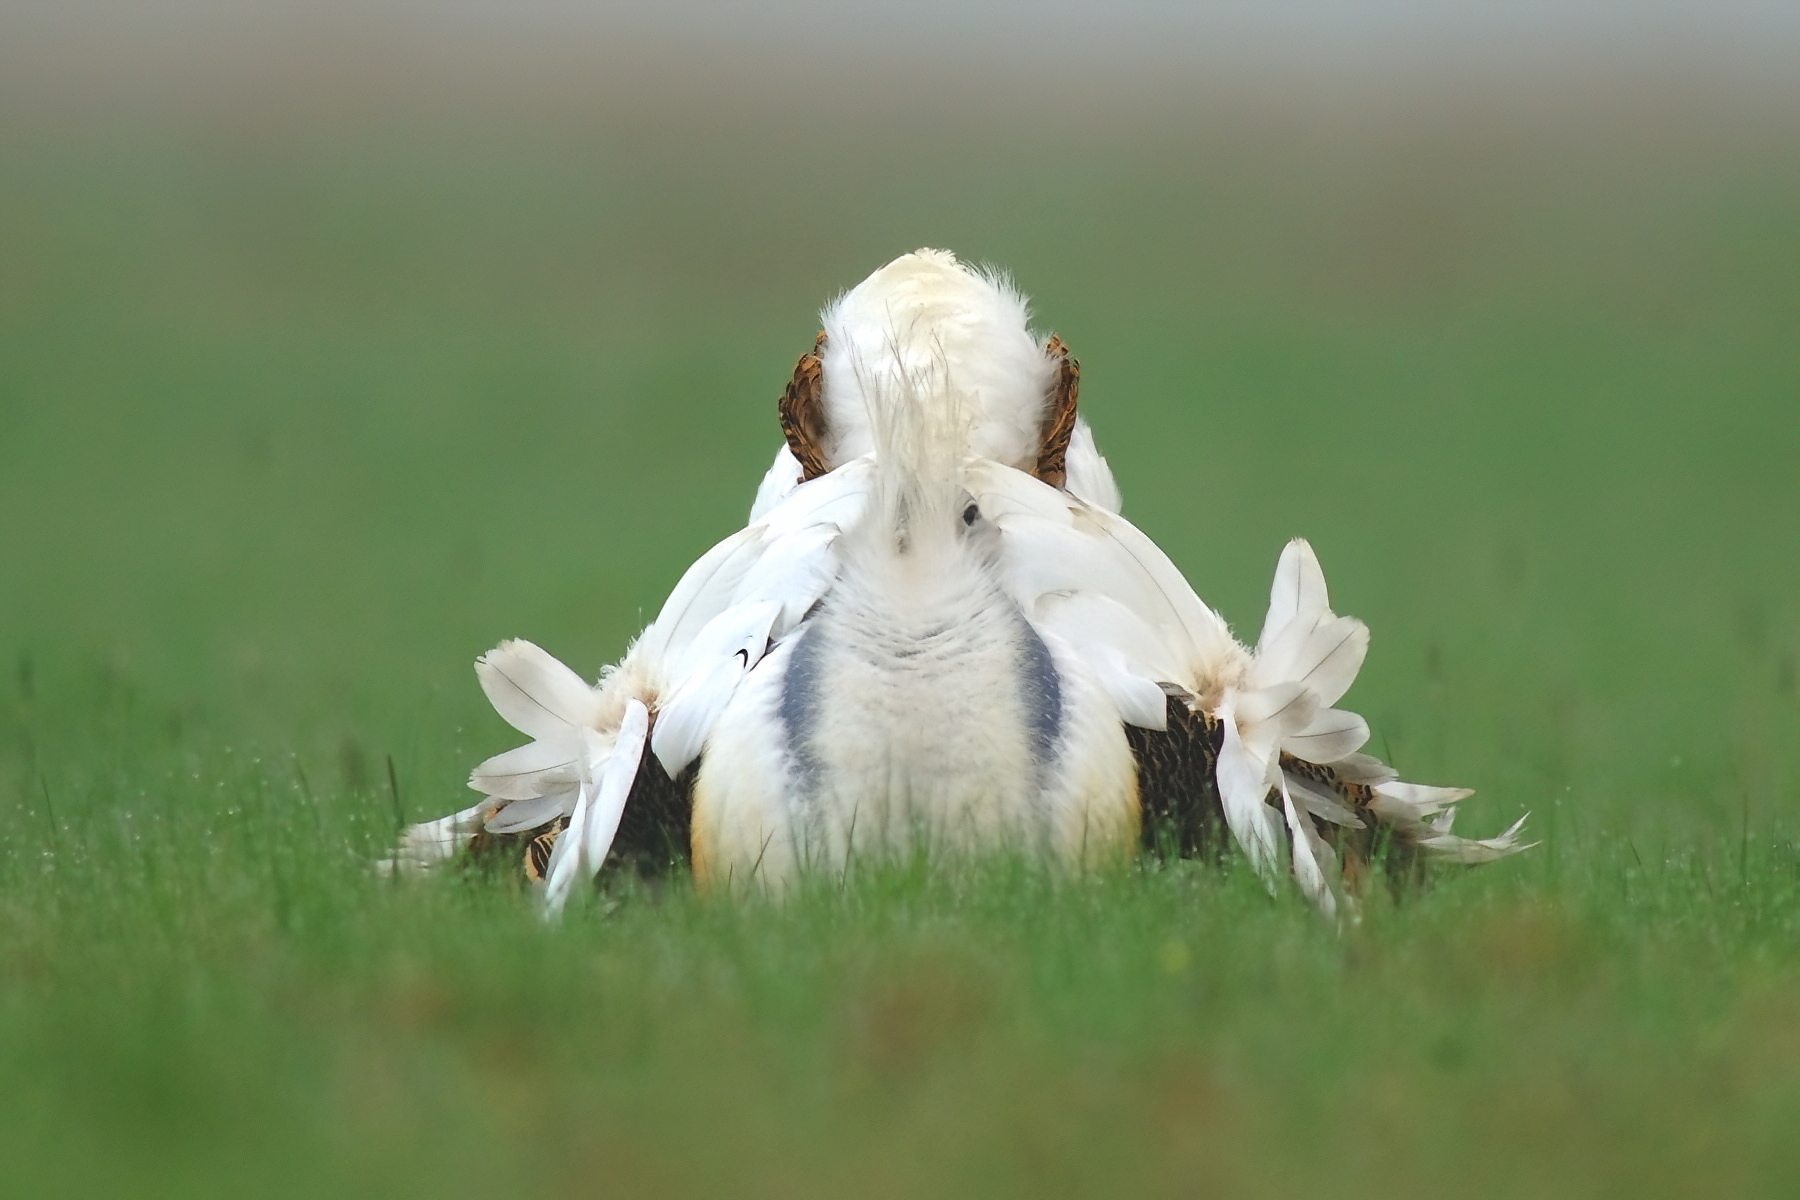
[386,247,1530,921]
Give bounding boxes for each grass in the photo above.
[2,65,1799,1197]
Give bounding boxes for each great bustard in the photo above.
[388,249,1528,918]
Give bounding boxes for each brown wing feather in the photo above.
[1033,334,1080,488]
[779,331,831,481]
[1126,686,1229,860]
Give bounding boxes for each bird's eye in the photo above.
[962,503,980,526]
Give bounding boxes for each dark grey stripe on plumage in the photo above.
[1015,618,1063,767]
[778,623,826,790]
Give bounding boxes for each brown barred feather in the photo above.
[1274,752,1425,898]
[778,331,831,481]
[1033,334,1080,489]
[524,819,567,882]
[1276,752,1369,896]
[1277,754,1376,813]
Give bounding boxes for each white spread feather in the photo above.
[1063,419,1122,513]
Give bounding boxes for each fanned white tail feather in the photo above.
[1063,419,1121,514]
[377,801,490,874]
[464,639,600,811]
[1212,540,1530,918]
[543,699,649,917]
[385,639,602,874]
[650,600,783,776]
[390,457,870,909]
[967,459,1241,692]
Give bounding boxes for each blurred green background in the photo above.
[2,4,1798,1196]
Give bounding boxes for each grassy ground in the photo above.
[2,65,1799,1197]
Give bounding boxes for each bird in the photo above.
[385,248,1528,920]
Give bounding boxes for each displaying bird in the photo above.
[386,249,1528,919]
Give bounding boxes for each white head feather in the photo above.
[818,248,1057,476]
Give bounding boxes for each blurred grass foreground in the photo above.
[2,5,1799,1197]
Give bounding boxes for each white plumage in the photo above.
[386,249,1529,919]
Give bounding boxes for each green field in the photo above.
[3,61,1799,1197]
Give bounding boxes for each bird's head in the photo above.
[808,248,1062,475]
